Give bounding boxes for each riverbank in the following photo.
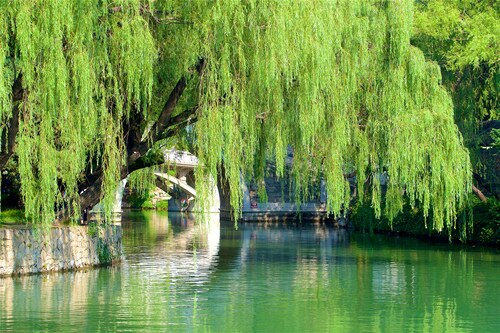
[0,224,122,277]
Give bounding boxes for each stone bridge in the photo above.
[105,149,332,222]
[154,149,219,213]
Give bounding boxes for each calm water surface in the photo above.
[1,211,499,332]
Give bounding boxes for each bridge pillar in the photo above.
[177,168,190,185]
[176,167,193,186]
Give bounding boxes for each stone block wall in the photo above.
[0,225,122,277]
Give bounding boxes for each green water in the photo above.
[1,211,499,332]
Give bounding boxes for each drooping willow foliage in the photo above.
[0,0,156,224]
[0,0,471,233]
[191,0,471,232]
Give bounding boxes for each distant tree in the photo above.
[0,1,471,233]
[412,0,499,197]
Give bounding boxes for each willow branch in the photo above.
[472,184,488,203]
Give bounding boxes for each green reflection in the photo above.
[0,212,499,332]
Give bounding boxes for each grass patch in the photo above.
[0,209,27,226]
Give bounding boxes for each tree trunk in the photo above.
[0,75,23,170]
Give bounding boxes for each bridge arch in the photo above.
[100,149,332,223]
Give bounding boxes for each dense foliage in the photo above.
[0,1,471,233]
[412,0,499,189]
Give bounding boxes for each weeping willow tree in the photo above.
[0,0,471,234]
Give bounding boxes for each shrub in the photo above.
[127,193,154,210]
[155,200,169,211]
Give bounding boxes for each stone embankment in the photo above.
[0,225,122,277]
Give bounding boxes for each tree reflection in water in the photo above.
[1,213,499,332]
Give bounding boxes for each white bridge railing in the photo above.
[163,149,198,168]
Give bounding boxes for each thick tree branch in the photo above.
[70,147,168,221]
[125,78,188,166]
[65,59,207,222]
[159,106,199,138]
[152,77,188,142]
[78,176,104,211]
[124,108,146,159]
[153,58,206,142]
[128,58,206,166]
[167,106,198,127]
[472,184,487,203]
[125,77,188,166]
[128,149,165,174]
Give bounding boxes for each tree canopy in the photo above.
[0,0,471,233]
